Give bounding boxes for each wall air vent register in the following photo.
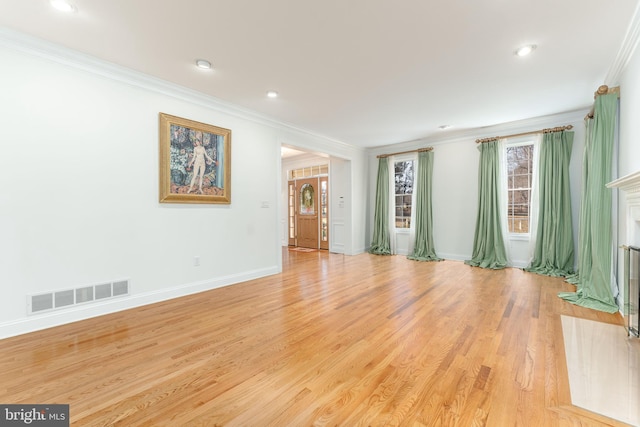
[27,280,129,315]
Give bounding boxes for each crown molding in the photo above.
[368,108,588,156]
[0,26,361,157]
[605,2,640,85]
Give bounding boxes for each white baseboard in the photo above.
[350,246,367,255]
[436,253,471,262]
[509,260,529,269]
[0,266,279,340]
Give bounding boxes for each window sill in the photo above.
[508,233,530,241]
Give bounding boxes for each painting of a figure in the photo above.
[159,113,231,204]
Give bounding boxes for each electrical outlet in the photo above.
[194,256,200,266]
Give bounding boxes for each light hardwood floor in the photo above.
[0,249,630,426]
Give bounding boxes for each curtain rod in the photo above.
[475,125,574,144]
[376,147,433,158]
[585,85,620,119]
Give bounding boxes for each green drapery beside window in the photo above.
[408,150,441,261]
[559,93,618,313]
[369,157,392,255]
[525,131,575,276]
[465,140,508,269]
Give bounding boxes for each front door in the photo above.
[296,177,319,249]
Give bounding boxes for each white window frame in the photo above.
[392,155,416,231]
[385,154,418,255]
[505,138,535,241]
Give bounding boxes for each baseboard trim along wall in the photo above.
[0,266,279,340]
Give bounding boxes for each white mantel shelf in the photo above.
[607,171,640,193]
[609,170,640,250]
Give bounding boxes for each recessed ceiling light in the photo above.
[266,91,278,98]
[50,0,76,13]
[515,44,537,57]
[195,59,212,69]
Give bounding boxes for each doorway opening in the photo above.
[287,168,329,250]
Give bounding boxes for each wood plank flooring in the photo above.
[0,249,629,426]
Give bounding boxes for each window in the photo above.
[288,164,328,180]
[394,160,414,228]
[506,143,534,233]
[320,178,328,244]
[288,182,295,243]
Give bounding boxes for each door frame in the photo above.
[295,177,320,249]
[287,176,329,249]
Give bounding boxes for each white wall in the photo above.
[366,112,586,267]
[615,36,640,309]
[329,157,352,254]
[618,38,640,228]
[0,33,366,338]
[431,139,479,261]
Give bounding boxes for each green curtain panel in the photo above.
[559,93,618,313]
[567,120,594,291]
[525,131,575,276]
[408,151,441,262]
[465,140,508,269]
[369,157,392,255]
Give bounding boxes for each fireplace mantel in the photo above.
[607,170,640,194]
[608,170,640,251]
[609,171,640,340]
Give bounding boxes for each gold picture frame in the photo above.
[159,113,231,204]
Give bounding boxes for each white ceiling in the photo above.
[281,146,306,159]
[0,0,637,148]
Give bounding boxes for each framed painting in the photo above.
[159,113,231,204]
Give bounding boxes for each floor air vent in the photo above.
[28,279,129,315]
